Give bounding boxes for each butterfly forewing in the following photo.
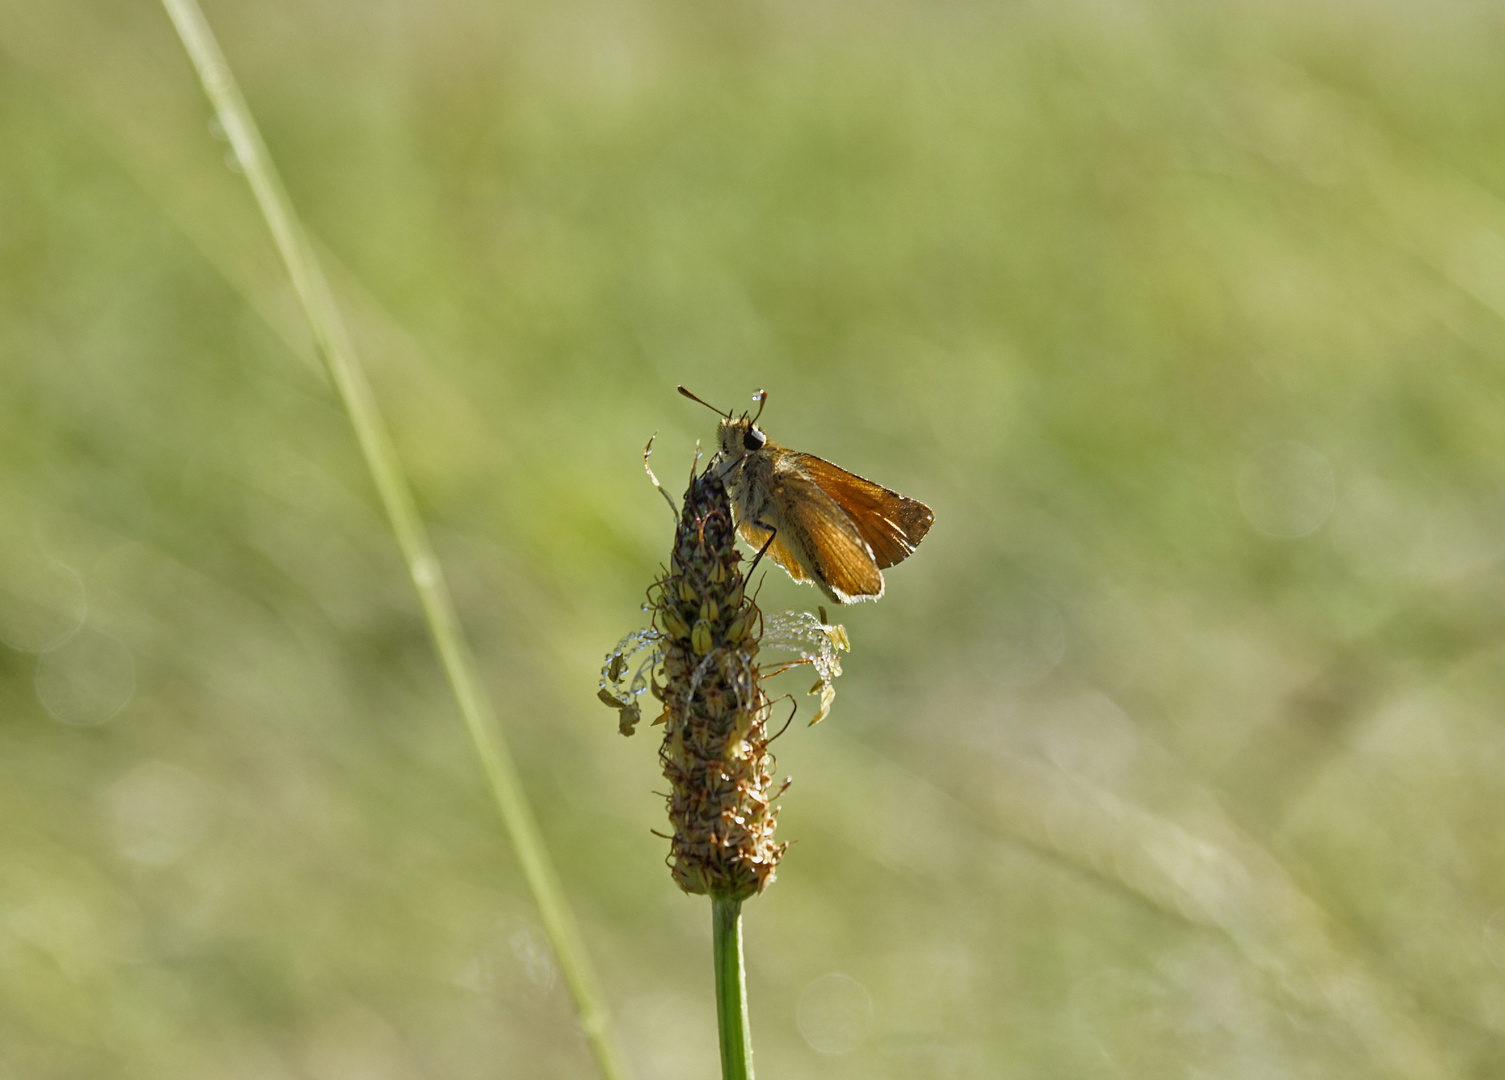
[795,454,934,570]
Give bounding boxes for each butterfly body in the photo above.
[696,392,934,605]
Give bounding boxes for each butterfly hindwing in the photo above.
[757,467,886,602]
[784,486,886,601]
[737,521,813,584]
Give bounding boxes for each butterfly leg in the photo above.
[746,520,778,578]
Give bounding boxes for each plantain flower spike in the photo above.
[602,445,852,898]
[639,464,785,899]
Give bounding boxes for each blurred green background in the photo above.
[3,0,1505,1076]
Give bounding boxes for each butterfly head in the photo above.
[679,386,770,464]
[717,415,766,457]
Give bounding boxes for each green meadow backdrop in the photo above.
[3,0,1505,1076]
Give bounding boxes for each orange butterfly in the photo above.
[681,387,933,604]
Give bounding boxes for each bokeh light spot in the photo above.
[1329,476,1431,579]
[1237,441,1336,539]
[0,553,86,653]
[796,972,873,1055]
[971,590,1067,689]
[510,927,558,991]
[34,625,136,727]
[1484,906,1505,972]
[1039,691,1139,786]
[101,762,213,867]
[1069,968,1180,1075]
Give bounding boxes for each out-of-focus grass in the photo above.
[3,0,1505,1077]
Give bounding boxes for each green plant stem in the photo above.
[157,4,629,1079]
[713,897,755,1080]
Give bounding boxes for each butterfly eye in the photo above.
[743,427,766,451]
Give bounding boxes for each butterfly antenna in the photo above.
[751,388,768,424]
[677,385,731,418]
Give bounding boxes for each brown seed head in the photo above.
[652,465,785,900]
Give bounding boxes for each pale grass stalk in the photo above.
[158,4,629,1078]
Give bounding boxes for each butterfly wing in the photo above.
[743,467,887,603]
[786,490,886,602]
[736,521,814,585]
[794,454,934,570]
